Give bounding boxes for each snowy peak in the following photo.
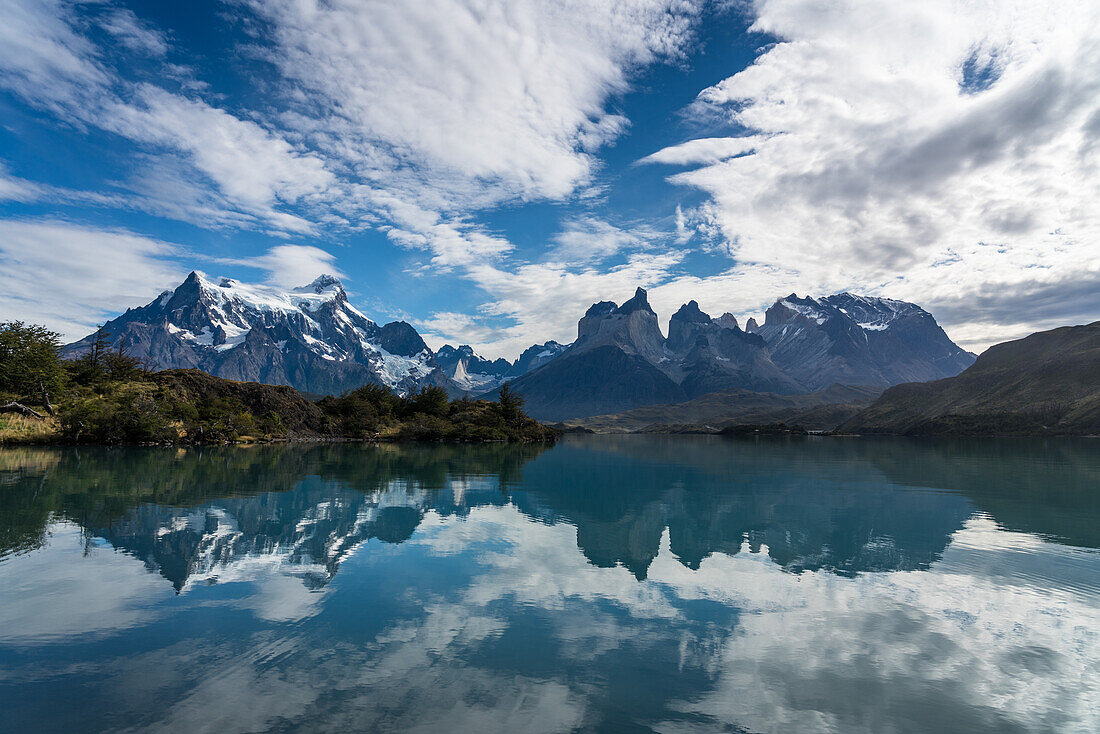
[298,273,345,295]
[64,272,450,396]
[767,292,925,333]
[435,343,513,393]
[820,292,924,331]
[509,341,568,377]
[754,292,974,390]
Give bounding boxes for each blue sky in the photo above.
[1,0,1097,358]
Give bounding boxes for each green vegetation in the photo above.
[0,321,65,399]
[319,381,555,443]
[0,322,556,446]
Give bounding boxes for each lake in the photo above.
[0,436,1097,733]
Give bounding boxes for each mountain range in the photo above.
[503,287,974,420]
[63,272,557,397]
[65,272,975,420]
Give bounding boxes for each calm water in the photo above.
[0,437,1097,733]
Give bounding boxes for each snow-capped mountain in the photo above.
[508,340,568,377]
[503,288,800,420]
[64,271,572,397]
[64,271,448,396]
[434,344,512,393]
[503,288,974,420]
[753,293,976,390]
[64,273,973,413]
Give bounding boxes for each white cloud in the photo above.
[0,219,186,340]
[640,135,764,165]
[0,164,44,202]
[104,86,335,231]
[249,0,704,210]
[98,8,169,57]
[0,0,336,234]
[220,244,346,289]
[441,251,685,358]
[550,216,664,263]
[651,0,1100,351]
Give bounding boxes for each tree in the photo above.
[498,381,525,422]
[407,385,450,417]
[89,324,110,372]
[0,322,65,402]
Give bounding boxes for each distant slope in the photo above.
[563,384,883,433]
[841,322,1100,435]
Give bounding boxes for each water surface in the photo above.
[0,436,1097,733]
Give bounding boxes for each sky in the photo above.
[0,0,1097,359]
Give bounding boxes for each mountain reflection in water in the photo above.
[0,437,1097,733]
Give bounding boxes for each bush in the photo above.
[60,392,173,444]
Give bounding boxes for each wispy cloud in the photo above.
[0,219,186,339]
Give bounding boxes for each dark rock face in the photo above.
[505,288,802,420]
[63,272,448,396]
[379,321,429,357]
[508,341,567,378]
[507,345,686,421]
[754,292,975,390]
[505,288,973,421]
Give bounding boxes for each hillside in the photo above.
[562,384,882,433]
[841,322,1100,435]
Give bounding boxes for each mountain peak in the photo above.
[302,274,344,293]
[615,287,654,315]
[671,300,711,324]
[715,313,739,330]
[585,301,617,318]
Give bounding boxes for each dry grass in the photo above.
[0,414,61,444]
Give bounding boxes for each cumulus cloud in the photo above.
[652,0,1100,350]
[0,219,186,340]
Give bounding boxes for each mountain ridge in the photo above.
[64,274,976,418]
[502,287,972,421]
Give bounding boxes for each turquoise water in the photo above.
[0,437,1097,733]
